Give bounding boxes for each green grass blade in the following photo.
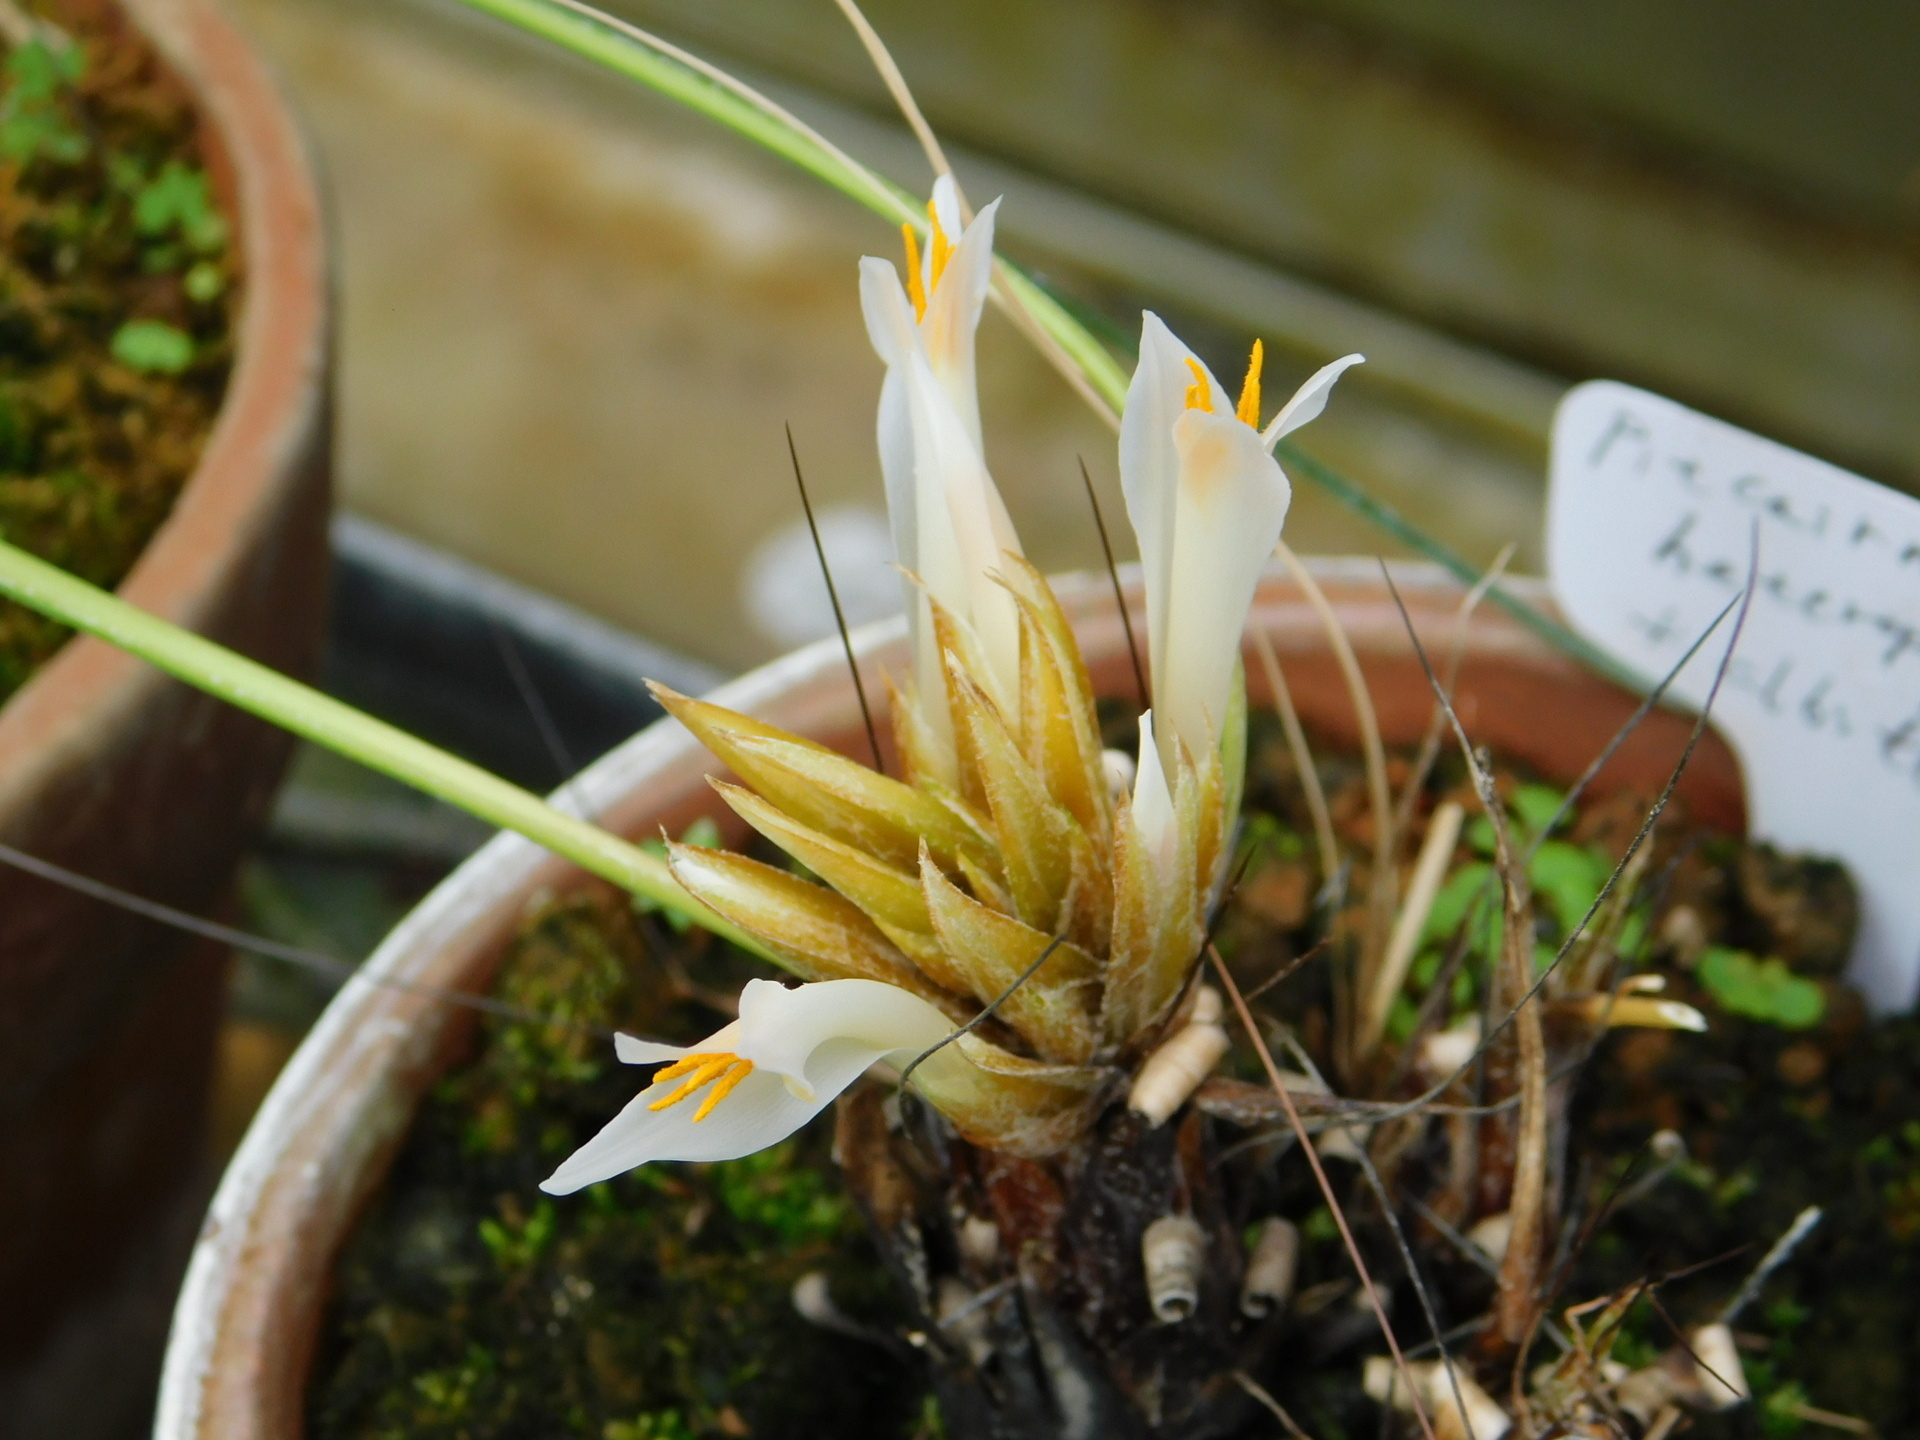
[452,0,1638,691]
[0,539,779,963]
[1271,441,1640,689]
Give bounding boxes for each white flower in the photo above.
[860,177,1022,747]
[1130,709,1179,872]
[541,977,960,1193]
[1119,313,1362,773]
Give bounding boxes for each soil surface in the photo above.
[308,712,1917,1438]
[0,1,234,696]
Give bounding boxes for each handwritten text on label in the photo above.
[1549,382,1920,1012]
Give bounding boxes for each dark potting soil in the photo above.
[307,713,1920,1438]
[0,2,235,696]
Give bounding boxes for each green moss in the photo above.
[0,7,234,698]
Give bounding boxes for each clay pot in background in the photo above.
[153,563,1742,1440]
[0,0,330,1434]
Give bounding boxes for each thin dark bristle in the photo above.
[490,620,579,789]
[787,422,886,776]
[0,838,605,1035]
[1080,456,1147,712]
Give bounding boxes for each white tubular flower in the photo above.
[860,178,1022,745]
[1119,312,1363,773]
[1130,709,1178,873]
[541,977,956,1193]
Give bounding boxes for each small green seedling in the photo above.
[110,319,193,374]
[0,38,86,166]
[1696,946,1824,1029]
[133,159,228,252]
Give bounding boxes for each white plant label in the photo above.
[1548,380,1920,1013]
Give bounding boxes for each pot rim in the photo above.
[155,559,1745,1439]
[0,0,328,817]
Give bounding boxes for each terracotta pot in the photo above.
[154,561,1741,1439]
[0,0,330,1433]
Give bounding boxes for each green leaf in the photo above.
[183,260,224,302]
[0,537,774,962]
[0,38,87,165]
[133,161,228,252]
[1426,861,1492,941]
[1528,840,1613,936]
[1697,947,1825,1029]
[110,319,193,374]
[8,37,84,96]
[1510,783,1567,837]
[1761,1381,1809,1438]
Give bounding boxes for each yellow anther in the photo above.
[692,1059,754,1121]
[902,223,928,320]
[926,199,953,295]
[651,1051,728,1083]
[647,1051,756,1121]
[648,1054,734,1111]
[1235,339,1264,427]
[1183,357,1214,413]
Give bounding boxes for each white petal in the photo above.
[540,1065,828,1193]
[1131,711,1178,873]
[613,1020,743,1068]
[930,173,964,238]
[859,254,918,368]
[1159,409,1291,763]
[539,980,961,1194]
[736,977,953,1094]
[1261,353,1364,448]
[903,350,1022,711]
[1120,314,1230,711]
[877,366,920,603]
[919,196,1000,454]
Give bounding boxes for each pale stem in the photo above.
[831,0,963,214]
[1358,799,1466,1061]
[1273,538,1395,1066]
[1208,945,1440,1440]
[452,0,1128,426]
[1249,625,1338,885]
[0,539,779,963]
[1391,542,1514,847]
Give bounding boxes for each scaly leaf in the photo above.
[946,652,1078,937]
[665,841,959,1014]
[1103,789,1202,1047]
[653,684,991,873]
[920,852,1101,1064]
[709,779,960,988]
[911,1033,1110,1159]
[1002,555,1111,857]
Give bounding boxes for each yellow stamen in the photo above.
[646,1051,757,1121]
[651,1050,729,1084]
[902,223,928,320]
[1235,339,1264,426]
[1183,357,1214,413]
[648,1055,734,1111]
[691,1059,754,1121]
[926,199,953,295]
